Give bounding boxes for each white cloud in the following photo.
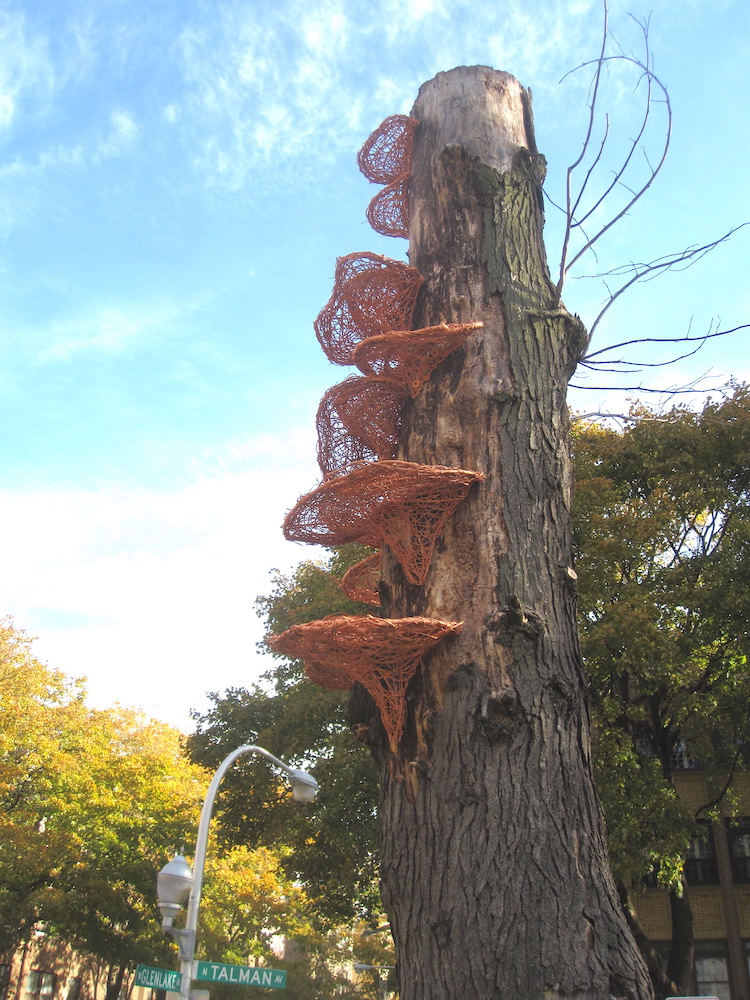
[0,430,324,731]
[95,109,139,160]
[168,0,610,192]
[0,7,56,130]
[0,94,14,128]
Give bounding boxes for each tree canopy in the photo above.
[575,384,750,882]
[0,618,207,993]
[573,384,750,991]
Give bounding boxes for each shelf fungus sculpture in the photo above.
[357,114,419,184]
[340,550,381,606]
[366,176,410,239]
[358,115,419,240]
[315,375,407,475]
[314,252,423,366]
[352,322,482,398]
[283,460,483,585]
[267,613,462,750]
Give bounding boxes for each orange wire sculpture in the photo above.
[267,613,462,749]
[367,175,410,238]
[340,551,381,606]
[357,115,419,184]
[358,116,418,240]
[314,252,424,366]
[283,460,483,585]
[316,376,408,475]
[272,114,483,753]
[353,322,483,397]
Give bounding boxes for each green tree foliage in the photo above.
[199,845,313,964]
[188,545,381,925]
[573,384,750,884]
[48,707,207,986]
[0,618,95,949]
[197,845,372,1000]
[573,383,750,992]
[0,618,206,993]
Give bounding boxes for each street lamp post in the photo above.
[157,745,318,1000]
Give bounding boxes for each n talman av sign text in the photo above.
[195,961,287,989]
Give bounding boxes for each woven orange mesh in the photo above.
[357,115,419,185]
[283,460,483,585]
[353,322,483,398]
[366,175,410,238]
[316,376,408,475]
[314,252,424,366]
[340,551,381,605]
[267,613,462,749]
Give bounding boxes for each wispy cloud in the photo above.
[0,7,56,131]
[94,109,139,160]
[168,0,607,191]
[30,296,201,362]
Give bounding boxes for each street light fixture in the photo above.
[156,854,194,929]
[157,745,318,1000]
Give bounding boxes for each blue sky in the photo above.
[1,0,747,729]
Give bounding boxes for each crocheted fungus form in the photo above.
[366,175,410,238]
[341,551,381,606]
[283,460,484,585]
[357,115,419,185]
[316,376,408,476]
[353,322,483,398]
[266,613,463,750]
[314,252,424,366]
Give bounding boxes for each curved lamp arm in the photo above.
[165,745,317,1000]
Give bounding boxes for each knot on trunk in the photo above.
[487,596,543,644]
[478,684,520,743]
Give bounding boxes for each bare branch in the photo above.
[563,56,671,280]
[580,339,709,372]
[554,6,672,304]
[582,320,750,364]
[569,372,720,396]
[580,227,748,349]
[555,0,609,299]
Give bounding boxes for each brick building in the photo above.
[633,767,750,1000]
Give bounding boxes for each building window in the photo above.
[26,971,56,1000]
[1,965,11,1000]
[672,739,701,770]
[727,817,750,884]
[694,942,731,1000]
[684,821,720,885]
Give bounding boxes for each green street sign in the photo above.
[135,965,183,993]
[195,961,286,990]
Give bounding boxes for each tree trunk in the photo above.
[617,882,678,1000]
[105,964,126,1000]
[372,66,653,1000]
[666,883,695,996]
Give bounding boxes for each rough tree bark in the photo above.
[358,67,654,1000]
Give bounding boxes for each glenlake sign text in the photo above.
[195,961,287,990]
[135,966,182,993]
